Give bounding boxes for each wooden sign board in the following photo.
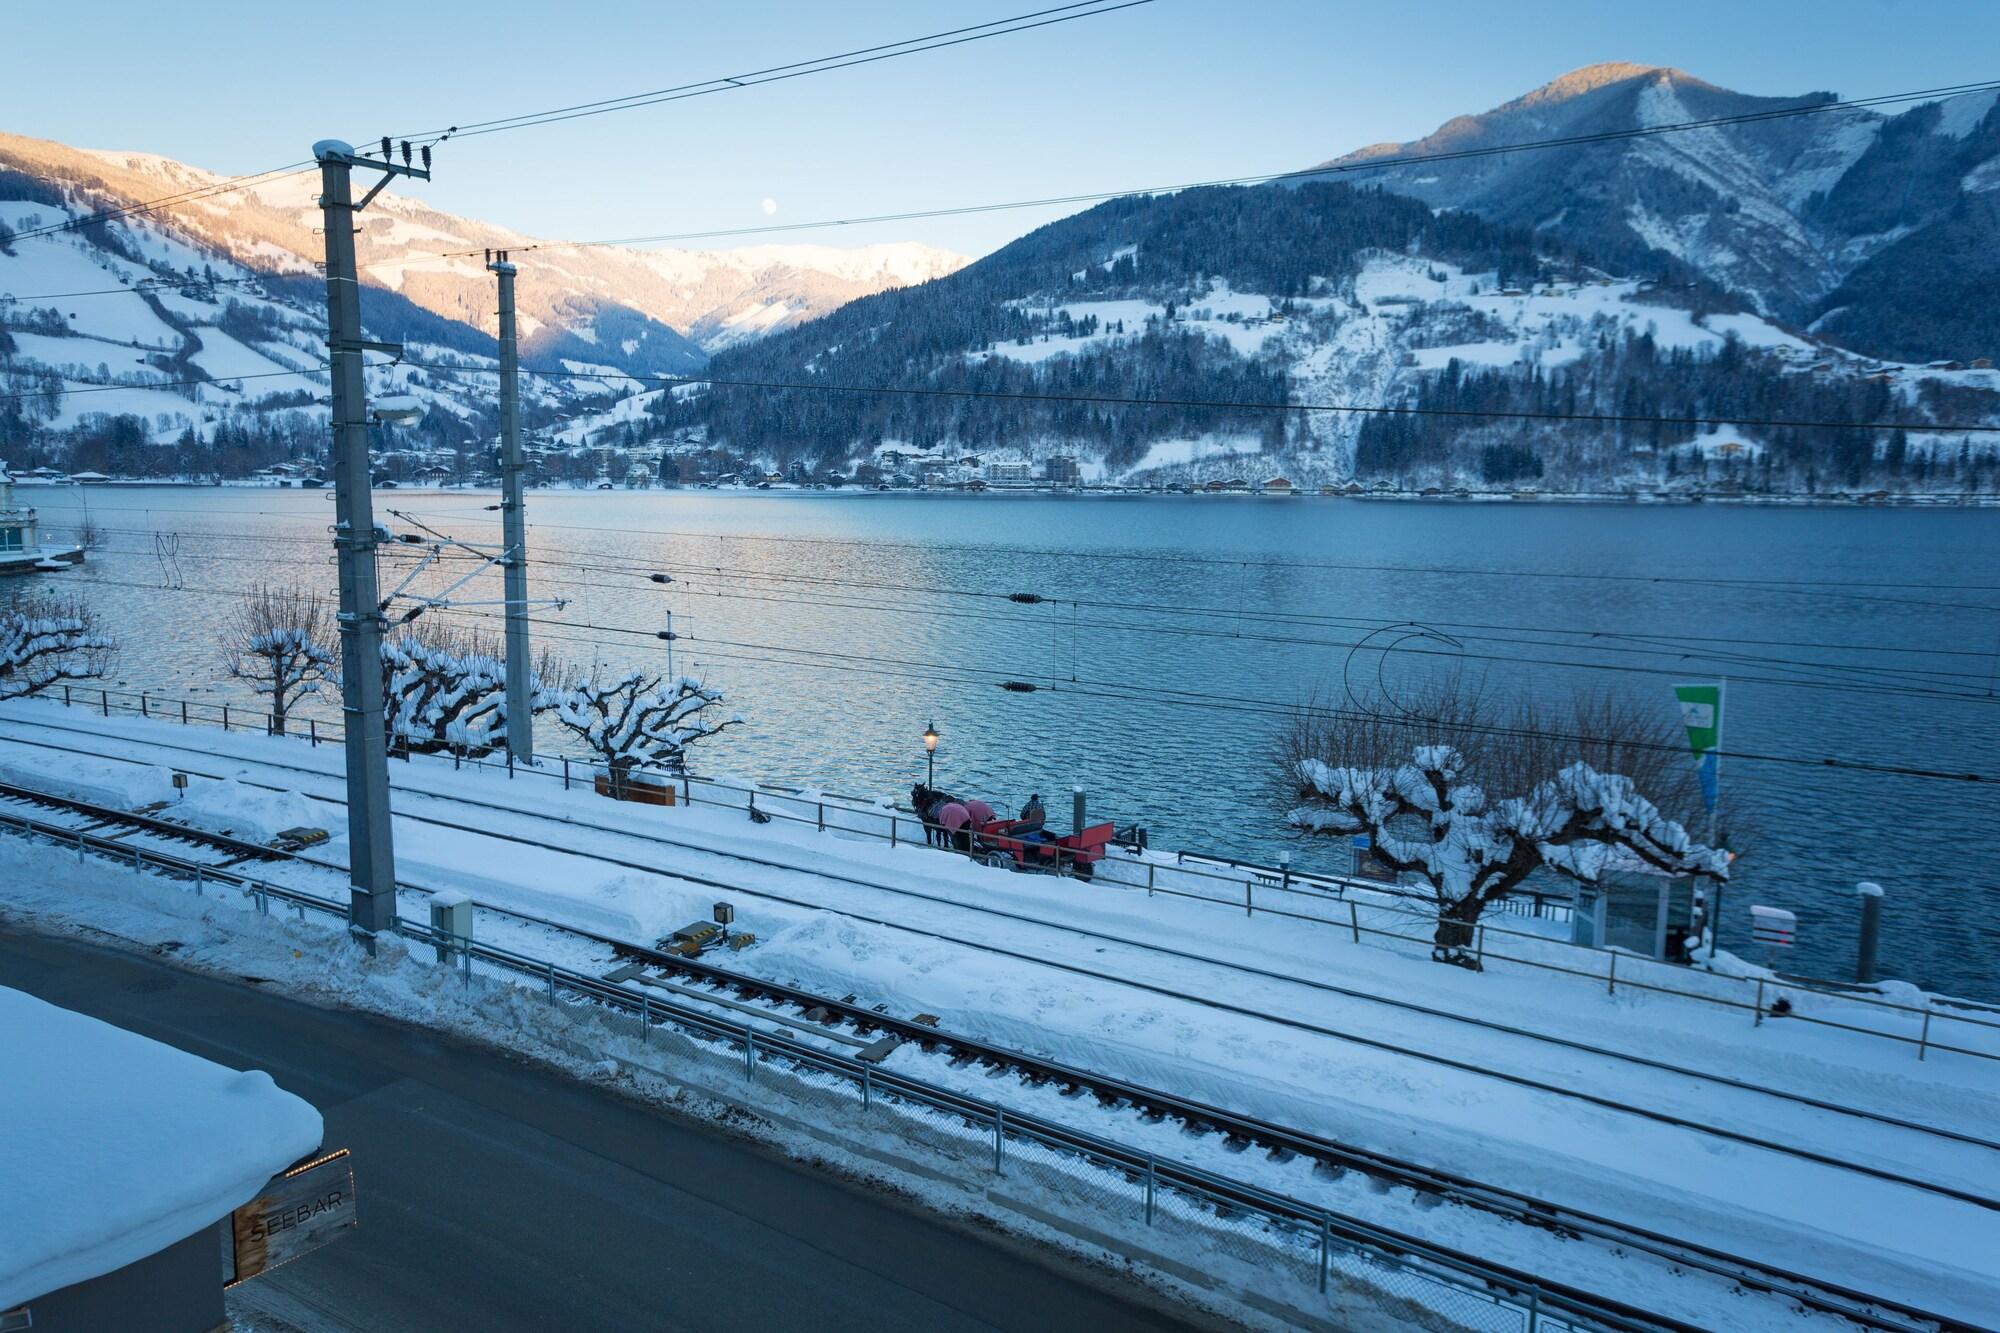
[228,1149,356,1286]
[1350,835,1399,885]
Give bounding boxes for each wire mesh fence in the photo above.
[1,801,1668,1331]
[15,682,1998,1066]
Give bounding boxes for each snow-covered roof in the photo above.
[0,985,323,1308]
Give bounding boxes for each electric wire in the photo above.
[0,274,272,303]
[43,557,2000,782]
[5,2,1150,243]
[86,543,1987,702]
[403,355,2000,437]
[389,2,1156,144]
[61,514,2000,625]
[402,77,2000,261]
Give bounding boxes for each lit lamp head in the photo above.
[371,394,425,426]
[923,722,939,754]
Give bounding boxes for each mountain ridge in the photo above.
[1307,64,2000,362]
[0,131,968,366]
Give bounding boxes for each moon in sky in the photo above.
[760,197,778,215]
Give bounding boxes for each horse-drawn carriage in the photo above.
[912,785,1115,879]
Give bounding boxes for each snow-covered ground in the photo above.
[0,980,321,1309]
[0,700,1995,1328]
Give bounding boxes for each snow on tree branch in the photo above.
[1290,745,1726,968]
[0,592,114,702]
[365,623,567,758]
[222,584,335,736]
[541,670,742,791]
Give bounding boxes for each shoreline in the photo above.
[15,478,2000,508]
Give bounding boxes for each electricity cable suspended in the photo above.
[5,2,1149,244]
[400,76,2000,262]
[389,2,1154,145]
[48,566,1998,780]
[402,355,2000,437]
[408,601,2000,786]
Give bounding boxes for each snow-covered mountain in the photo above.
[0,180,631,460]
[0,132,967,365]
[1308,63,2000,364]
[656,180,2000,493]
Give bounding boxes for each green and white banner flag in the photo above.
[1672,681,1724,812]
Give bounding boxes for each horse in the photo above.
[910,783,964,848]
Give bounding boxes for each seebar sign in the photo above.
[229,1149,356,1285]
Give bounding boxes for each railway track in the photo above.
[0,775,1985,1333]
[1,714,1992,1175]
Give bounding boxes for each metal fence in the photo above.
[17,683,2000,1065]
[0,803,1658,1333]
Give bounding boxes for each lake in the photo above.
[18,484,2000,997]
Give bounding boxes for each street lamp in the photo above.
[371,395,425,426]
[923,721,939,787]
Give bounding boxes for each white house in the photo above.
[0,463,85,575]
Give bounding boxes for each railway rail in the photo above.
[1,714,1993,1173]
[0,776,1985,1333]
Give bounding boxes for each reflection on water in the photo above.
[17,484,2000,997]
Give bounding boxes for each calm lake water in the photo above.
[20,485,2000,997]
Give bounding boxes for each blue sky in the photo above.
[3,1,1995,257]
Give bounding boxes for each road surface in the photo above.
[0,923,1214,1332]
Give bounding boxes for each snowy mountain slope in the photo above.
[0,131,966,365]
[656,182,2000,492]
[0,190,622,455]
[1308,64,2000,362]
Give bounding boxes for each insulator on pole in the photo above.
[400,141,412,165]
[1008,592,1045,604]
[998,681,1039,692]
[380,136,392,160]
[421,145,432,170]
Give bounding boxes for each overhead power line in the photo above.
[405,356,2000,436]
[63,510,2000,609]
[404,76,2000,262]
[16,352,1993,440]
[58,569,2000,782]
[0,274,274,303]
[390,2,1156,145]
[6,160,319,243]
[3,2,1151,245]
[430,517,2000,597]
[0,368,312,402]
[63,526,1991,700]
[414,603,2000,787]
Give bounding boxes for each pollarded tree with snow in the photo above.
[1283,680,1730,968]
[542,671,742,795]
[222,583,335,736]
[374,622,565,758]
[0,591,114,702]
[380,631,510,758]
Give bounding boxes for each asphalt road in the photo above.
[0,925,1213,1333]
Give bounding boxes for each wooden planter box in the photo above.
[593,768,678,805]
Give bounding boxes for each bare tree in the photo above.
[223,583,334,735]
[0,590,114,701]
[542,670,741,795]
[1283,678,1729,967]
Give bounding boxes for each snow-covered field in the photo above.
[0,700,1995,1328]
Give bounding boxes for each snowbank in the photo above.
[0,739,176,810]
[171,777,325,844]
[0,985,322,1308]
